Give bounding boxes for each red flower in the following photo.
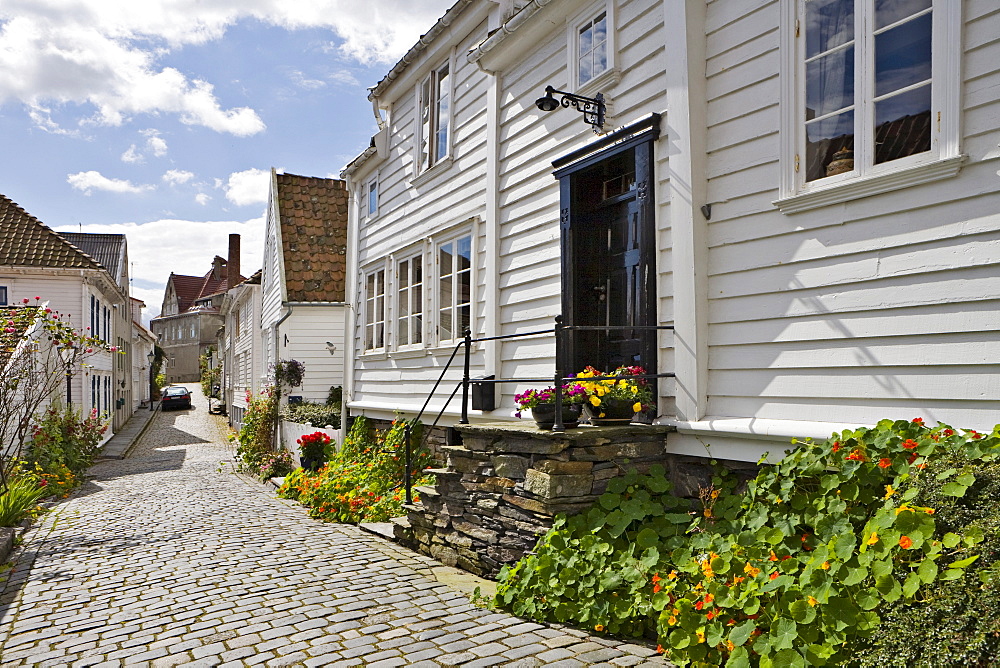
[694,600,704,610]
[878,458,892,469]
[912,417,924,424]
[899,536,913,549]
[770,572,779,580]
[902,439,918,450]
[846,449,866,461]
[908,453,919,464]
[832,441,841,453]
[653,584,661,593]
[943,429,954,437]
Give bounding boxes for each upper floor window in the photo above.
[367,177,379,218]
[0,286,7,305]
[437,235,471,344]
[419,62,451,171]
[396,255,423,348]
[364,267,386,352]
[778,0,961,211]
[577,11,608,86]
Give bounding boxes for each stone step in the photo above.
[402,502,424,513]
[390,516,411,529]
[413,485,440,498]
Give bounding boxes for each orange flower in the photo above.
[666,570,678,580]
[704,594,714,603]
[832,441,841,453]
[694,600,704,610]
[878,458,892,469]
[902,439,919,450]
[744,563,761,577]
[867,532,879,545]
[769,550,778,562]
[594,624,605,632]
[657,644,666,653]
[846,449,866,461]
[899,536,913,549]
[821,561,830,570]
[731,576,745,585]
[653,584,662,593]
[652,573,662,583]
[706,610,715,620]
[807,596,818,607]
[770,571,779,580]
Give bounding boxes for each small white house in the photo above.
[219,270,263,432]
[342,0,1000,464]
[260,171,350,407]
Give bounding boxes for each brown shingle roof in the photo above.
[275,173,349,302]
[168,273,206,313]
[0,194,103,270]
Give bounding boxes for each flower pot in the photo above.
[530,403,582,430]
[300,456,323,471]
[584,399,637,425]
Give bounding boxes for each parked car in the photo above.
[161,386,192,411]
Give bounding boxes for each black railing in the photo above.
[400,316,675,504]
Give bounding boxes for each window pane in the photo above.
[594,41,608,77]
[593,13,607,45]
[439,242,453,276]
[420,78,431,170]
[805,110,855,181]
[398,316,408,346]
[875,0,931,29]
[875,12,932,97]
[436,65,450,162]
[413,283,422,344]
[579,55,593,85]
[579,23,593,55]
[806,46,855,119]
[440,307,452,341]
[457,236,471,270]
[458,304,470,337]
[398,260,409,289]
[874,84,931,164]
[805,0,854,59]
[368,180,377,216]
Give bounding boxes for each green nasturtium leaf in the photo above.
[771,618,798,650]
[940,482,968,497]
[669,628,691,649]
[939,568,964,581]
[834,533,856,560]
[917,558,939,584]
[943,532,961,548]
[902,572,921,598]
[789,599,817,624]
[725,646,751,668]
[636,527,658,548]
[856,589,880,610]
[950,554,981,569]
[956,472,976,486]
[729,620,756,647]
[773,648,806,668]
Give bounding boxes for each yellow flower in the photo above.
[667,570,678,580]
[821,561,830,570]
[696,630,705,644]
[667,615,677,626]
[594,624,604,632]
[633,402,643,413]
[710,489,720,499]
[884,484,895,499]
[807,596,818,607]
[704,508,713,518]
[867,532,879,545]
[589,395,602,407]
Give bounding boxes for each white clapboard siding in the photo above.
[702,0,1000,431]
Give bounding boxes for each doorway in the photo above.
[557,137,656,376]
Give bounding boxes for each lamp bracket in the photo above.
[543,86,606,133]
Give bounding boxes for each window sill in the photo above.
[410,156,454,188]
[389,348,428,360]
[576,67,621,98]
[358,350,388,362]
[773,154,966,214]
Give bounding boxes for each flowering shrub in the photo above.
[514,383,588,418]
[278,416,436,523]
[575,365,654,415]
[28,406,107,478]
[297,431,331,462]
[280,401,341,429]
[273,359,305,388]
[495,418,998,666]
[256,450,293,482]
[235,388,277,474]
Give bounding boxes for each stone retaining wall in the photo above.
[393,423,683,577]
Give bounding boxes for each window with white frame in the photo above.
[437,235,471,343]
[577,11,608,87]
[367,176,379,218]
[363,267,386,351]
[396,254,423,348]
[781,0,960,206]
[418,62,451,171]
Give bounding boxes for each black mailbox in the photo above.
[470,375,496,411]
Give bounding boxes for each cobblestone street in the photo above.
[0,387,667,667]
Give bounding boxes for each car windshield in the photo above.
[164,387,189,396]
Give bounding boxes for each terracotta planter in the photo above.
[530,403,582,430]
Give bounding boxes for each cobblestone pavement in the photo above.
[0,387,669,667]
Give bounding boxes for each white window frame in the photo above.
[362,264,387,353]
[568,1,619,96]
[367,174,379,218]
[394,252,425,351]
[416,57,454,175]
[434,231,473,346]
[775,0,963,214]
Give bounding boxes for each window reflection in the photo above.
[806,0,854,59]
[875,12,931,97]
[875,84,931,164]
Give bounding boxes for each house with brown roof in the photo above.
[260,170,349,408]
[151,235,243,384]
[0,193,136,435]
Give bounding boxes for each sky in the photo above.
[0,0,454,320]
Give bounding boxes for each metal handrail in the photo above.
[401,315,675,503]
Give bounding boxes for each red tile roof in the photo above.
[0,194,103,270]
[274,173,349,302]
[166,258,245,314]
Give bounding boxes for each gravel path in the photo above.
[0,386,667,667]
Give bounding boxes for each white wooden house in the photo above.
[260,171,350,407]
[219,270,263,432]
[0,195,137,436]
[343,0,1000,463]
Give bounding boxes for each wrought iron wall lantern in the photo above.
[534,85,605,133]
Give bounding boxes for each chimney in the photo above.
[228,234,240,289]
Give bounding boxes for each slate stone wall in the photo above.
[393,423,691,577]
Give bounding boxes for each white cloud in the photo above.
[67,170,154,195]
[121,144,143,163]
[328,69,360,87]
[195,193,210,205]
[142,129,168,156]
[224,168,269,206]
[163,169,194,185]
[290,70,325,90]
[53,216,265,320]
[0,2,452,134]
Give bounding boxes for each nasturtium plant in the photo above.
[495,418,1000,666]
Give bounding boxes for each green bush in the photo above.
[236,388,277,474]
[280,401,341,429]
[278,416,435,523]
[495,419,998,666]
[0,475,49,527]
[29,405,107,476]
